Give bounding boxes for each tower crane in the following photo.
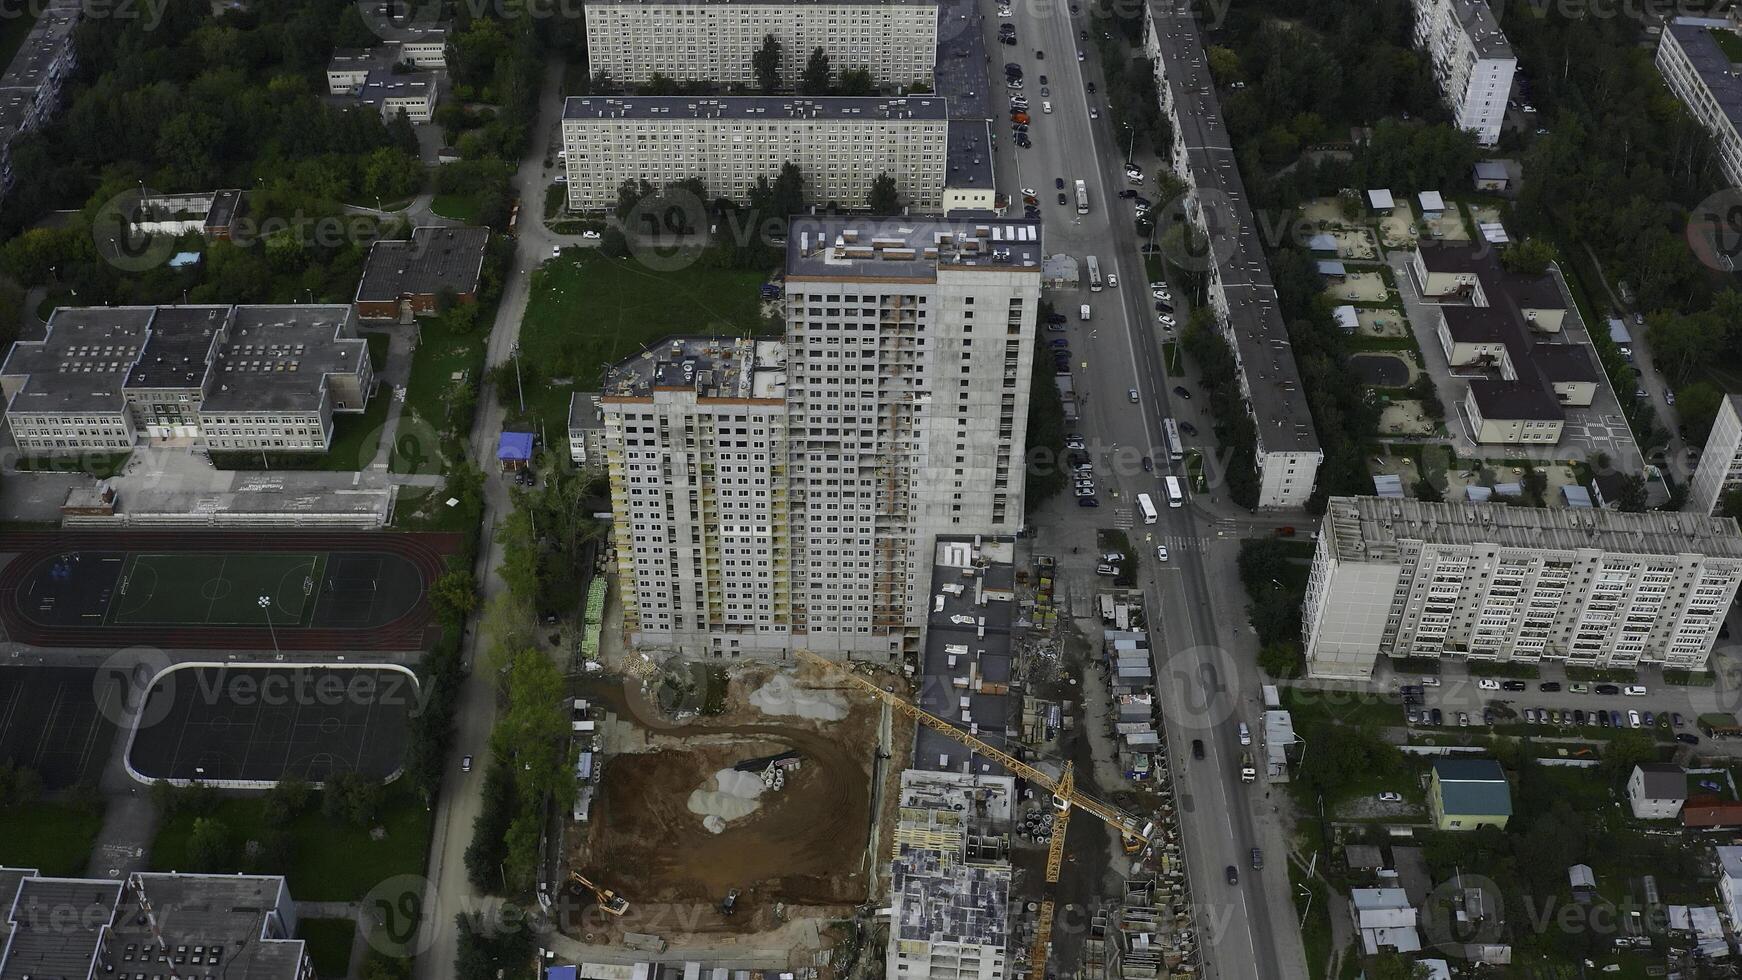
[794,651,1152,979]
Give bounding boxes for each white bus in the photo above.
[1075,179,1090,214]
[1162,418,1184,462]
[1086,255,1103,292]
[1135,492,1158,525]
[1164,476,1184,507]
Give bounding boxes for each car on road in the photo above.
[1107,273,1117,287]
[1142,456,1153,471]
[1595,683,1620,695]
[1157,545,1169,561]
[1666,389,1677,405]
[1430,708,1443,725]
[1077,496,1098,507]
[1089,106,1099,119]
[1377,792,1403,802]
[1077,49,1086,61]
[1080,28,1089,39]
[1173,385,1192,399]
[1628,709,1642,727]
[1043,101,1053,113]
[1624,685,1648,696]
[1478,678,1500,690]
[1192,739,1205,759]
[1458,712,1470,726]
[1251,848,1263,869]
[1501,680,1527,691]
[1038,74,1048,84]
[1128,388,1140,402]
[1120,189,1138,199]
[1678,733,1701,745]
[1178,421,1198,436]
[1086,81,1096,93]
[582,230,601,240]
[1035,49,1044,58]
[551,245,562,257]
[462,755,473,772]
[1538,682,1561,692]
[1225,866,1239,885]
[1057,193,1068,205]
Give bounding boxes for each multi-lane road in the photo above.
[981,2,1306,977]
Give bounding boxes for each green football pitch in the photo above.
[109,553,326,626]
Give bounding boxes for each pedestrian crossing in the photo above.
[1113,509,1135,530]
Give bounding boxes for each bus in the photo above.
[1086,255,1103,292]
[1075,179,1090,215]
[1135,492,1159,525]
[1162,418,1184,462]
[1164,476,1185,508]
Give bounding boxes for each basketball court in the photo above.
[0,666,119,789]
[126,664,415,786]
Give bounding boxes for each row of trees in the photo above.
[1179,307,1261,508]
[752,36,877,96]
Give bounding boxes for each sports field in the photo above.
[110,553,325,626]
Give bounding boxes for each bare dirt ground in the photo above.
[565,663,906,944]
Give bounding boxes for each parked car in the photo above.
[1192,739,1205,759]
[1595,684,1620,695]
[1477,678,1500,690]
[1251,848,1263,869]
[1377,792,1403,802]
[1677,733,1701,745]
[1458,712,1470,727]
[1482,708,1495,725]
[1077,496,1099,507]
[1644,711,1656,726]
[1538,682,1561,692]
[1501,680,1527,692]
[1673,712,1685,728]
[462,755,473,772]
[1624,685,1649,696]
[1173,385,1192,399]
[1609,710,1623,726]
[1430,708,1443,725]
[1627,710,1641,727]
[1597,711,1610,728]
[1572,710,1585,724]
[1523,708,1537,724]
[1569,682,1589,694]
[1178,421,1198,436]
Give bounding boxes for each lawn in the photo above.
[515,251,774,455]
[151,787,431,902]
[0,802,104,877]
[430,193,481,223]
[395,311,490,475]
[297,918,357,978]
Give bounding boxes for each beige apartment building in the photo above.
[1657,18,1742,192]
[583,0,937,89]
[1410,0,1514,146]
[1302,496,1742,679]
[602,216,1041,662]
[1688,394,1742,516]
[560,95,948,211]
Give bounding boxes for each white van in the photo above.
[1237,721,1251,746]
[1080,303,1091,321]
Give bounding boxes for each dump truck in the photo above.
[1239,752,1255,783]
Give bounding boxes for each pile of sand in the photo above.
[687,768,767,832]
[749,673,849,721]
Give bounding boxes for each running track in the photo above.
[0,530,460,651]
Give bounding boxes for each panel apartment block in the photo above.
[0,305,372,454]
[601,217,1041,662]
[1688,394,1742,516]
[1142,0,1322,508]
[1303,496,1742,679]
[1410,0,1514,146]
[560,96,948,211]
[584,0,937,88]
[1658,18,1742,192]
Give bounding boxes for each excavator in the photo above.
[568,871,630,915]
[794,650,1153,979]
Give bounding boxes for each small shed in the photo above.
[1561,484,1593,508]
[1607,318,1632,345]
[1307,232,1339,253]
[1332,305,1359,332]
[1316,260,1347,278]
[1568,864,1595,899]
[1418,191,1445,216]
[1473,160,1510,191]
[1466,485,1494,502]
[1367,188,1395,211]
[1373,474,1405,499]
[497,431,535,471]
[1478,222,1510,244]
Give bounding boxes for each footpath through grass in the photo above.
[515,251,773,454]
[0,802,104,876]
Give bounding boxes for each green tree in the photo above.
[322,771,384,826]
[835,67,875,95]
[1602,729,1658,780]
[430,569,480,623]
[868,173,902,214]
[753,34,783,93]
[801,47,832,95]
[1368,954,1428,980]
[1412,479,1443,502]
[643,72,680,95]
[1500,238,1555,276]
[1205,45,1243,83]
[187,817,234,872]
[1613,473,1648,512]
[1676,381,1723,445]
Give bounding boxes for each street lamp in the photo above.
[258,595,280,657]
[511,343,526,414]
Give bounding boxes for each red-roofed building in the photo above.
[1682,796,1742,828]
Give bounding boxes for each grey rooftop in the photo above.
[1322,495,1742,561]
[787,214,1042,279]
[602,336,787,401]
[563,94,948,121]
[357,226,490,303]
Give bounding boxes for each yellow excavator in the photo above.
[794,651,1153,979]
[568,871,630,915]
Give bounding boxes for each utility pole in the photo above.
[257,595,280,657]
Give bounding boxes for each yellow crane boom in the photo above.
[794,651,1151,978]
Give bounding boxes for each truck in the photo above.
[1080,303,1091,321]
[1075,179,1090,214]
[1239,752,1256,783]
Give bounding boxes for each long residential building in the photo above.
[1688,394,1742,516]
[0,305,373,454]
[0,0,81,196]
[1142,0,1322,508]
[583,0,937,89]
[603,215,1040,662]
[560,95,948,211]
[1657,17,1742,192]
[1302,496,1742,679]
[1409,0,1514,146]
[0,869,312,980]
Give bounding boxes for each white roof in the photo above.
[1367,189,1395,209]
[1419,191,1445,211]
[1717,845,1742,880]
[1332,305,1359,330]
[1351,887,1412,910]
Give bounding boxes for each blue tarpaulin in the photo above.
[498,431,534,465]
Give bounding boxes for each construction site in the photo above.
[559,660,910,960]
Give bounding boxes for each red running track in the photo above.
[0,530,461,652]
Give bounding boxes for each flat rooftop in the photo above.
[601,336,787,402]
[1668,19,1742,134]
[934,0,994,191]
[107,874,304,980]
[126,306,227,390]
[562,95,948,121]
[1449,0,1515,61]
[915,536,1018,774]
[0,873,120,980]
[584,0,937,5]
[787,214,1042,280]
[569,391,604,431]
[350,68,436,106]
[891,847,1010,948]
[1,307,156,414]
[202,306,367,413]
[0,2,78,91]
[357,226,489,303]
[1144,0,1320,456]
[1321,495,1742,561]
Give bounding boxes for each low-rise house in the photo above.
[1684,797,1742,828]
[355,226,490,321]
[327,44,442,123]
[130,188,246,240]
[568,392,605,467]
[1350,887,1420,954]
[1428,757,1512,831]
[1473,160,1509,191]
[1628,763,1689,819]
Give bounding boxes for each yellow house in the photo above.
[1429,757,1512,831]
